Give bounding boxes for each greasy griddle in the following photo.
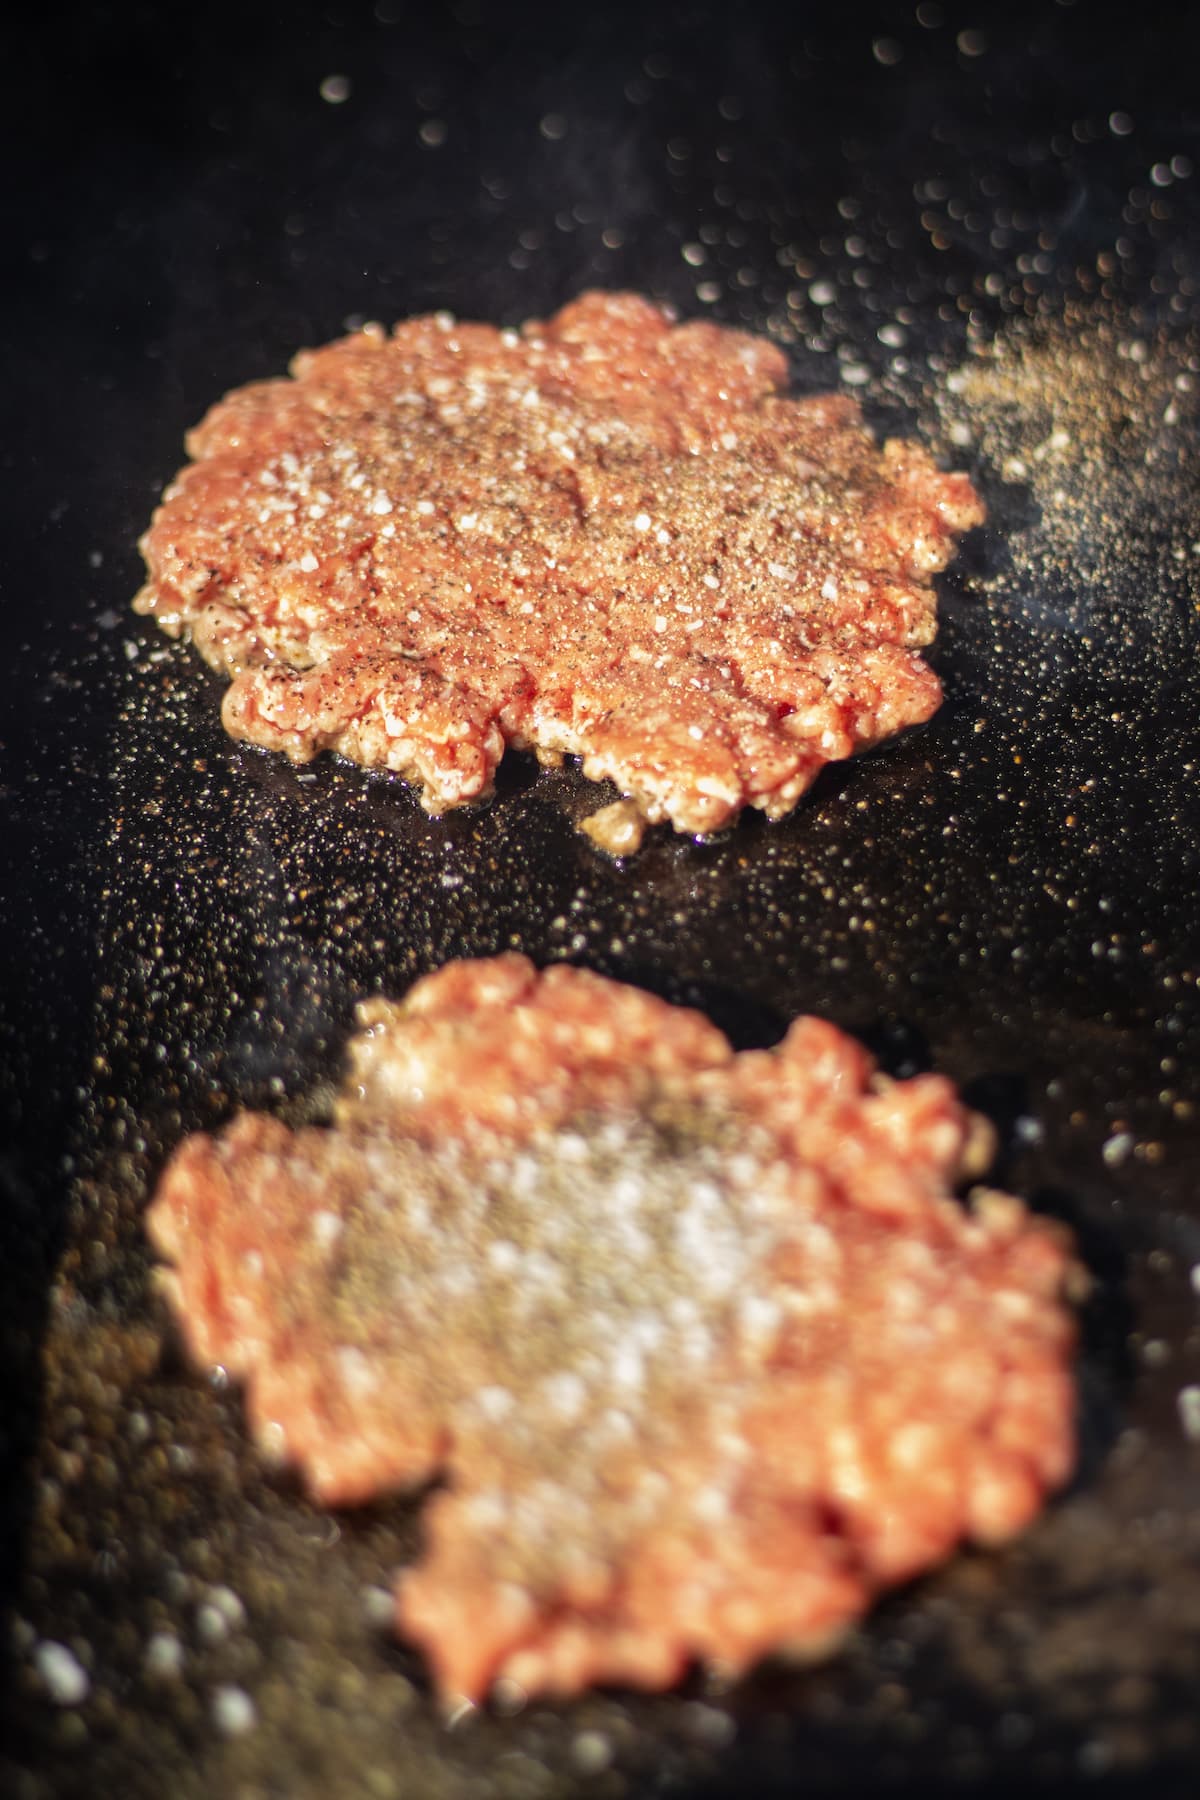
[3,2,1200,1794]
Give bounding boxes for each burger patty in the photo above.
[134,292,984,840]
[146,956,1079,1702]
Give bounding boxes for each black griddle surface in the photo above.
[3,3,1200,1795]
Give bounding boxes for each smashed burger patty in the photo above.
[147,956,1078,1702]
[134,292,983,840]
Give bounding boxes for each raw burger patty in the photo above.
[147,956,1078,1702]
[134,291,984,837]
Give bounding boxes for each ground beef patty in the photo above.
[134,293,983,841]
[146,957,1078,1702]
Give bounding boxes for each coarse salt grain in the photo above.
[1103,1133,1134,1168]
[197,1603,231,1644]
[35,1642,90,1706]
[571,1729,614,1774]
[312,1209,343,1247]
[363,1584,396,1628]
[1179,1387,1200,1441]
[208,1585,247,1627]
[144,1632,185,1679]
[211,1684,257,1736]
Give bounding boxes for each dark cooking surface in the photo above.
[3,2,1200,1794]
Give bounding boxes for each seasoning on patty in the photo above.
[134,293,983,845]
[146,956,1079,1702]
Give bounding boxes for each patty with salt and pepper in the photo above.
[146,956,1079,1702]
[134,292,983,847]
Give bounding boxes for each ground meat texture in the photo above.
[133,292,984,837]
[146,957,1078,1702]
